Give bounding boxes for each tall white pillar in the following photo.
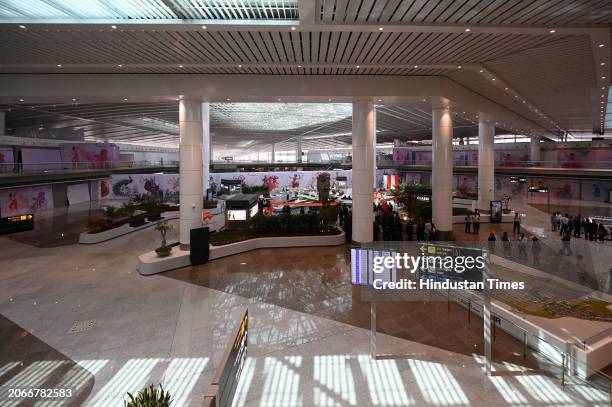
[478,113,495,211]
[352,99,375,243]
[179,99,204,247]
[373,130,378,188]
[530,136,541,163]
[271,144,275,163]
[202,102,211,192]
[296,137,302,163]
[431,97,453,239]
[0,111,5,135]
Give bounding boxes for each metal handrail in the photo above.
[0,160,179,175]
[446,288,612,396]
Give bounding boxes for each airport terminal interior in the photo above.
[1,1,612,406]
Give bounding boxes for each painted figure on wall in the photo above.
[291,173,300,188]
[31,191,47,211]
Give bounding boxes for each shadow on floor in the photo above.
[0,314,95,406]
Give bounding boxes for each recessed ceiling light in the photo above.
[56,64,62,67]
[479,69,484,73]
[602,76,607,79]
[18,25,26,29]
[111,25,117,29]
[238,64,242,68]
[504,87,509,90]
[291,26,296,30]
[414,65,418,69]
[179,64,183,68]
[464,28,470,32]
[601,62,606,66]
[123,98,128,101]
[356,65,360,68]
[378,27,383,31]
[328,98,332,102]
[457,65,462,69]
[422,98,427,102]
[491,78,496,81]
[226,98,231,101]
[19,98,24,102]
[202,25,207,29]
[549,29,556,33]
[599,44,605,48]
[297,65,302,68]
[277,98,282,101]
[118,64,122,67]
[377,99,382,102]
[71,98,76,101]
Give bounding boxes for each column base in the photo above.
[435,230,454,241]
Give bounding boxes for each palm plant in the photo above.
[154,221,173,257]
[125,384,172,407]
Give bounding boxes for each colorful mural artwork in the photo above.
[103,174,179,200]
[59,143,120,169]
[454,175,478,198]
[0,148,14,173]
[0,186,53,216]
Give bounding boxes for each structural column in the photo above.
[179,99,204,248]
[296,136,302,163]
[431,97,453,239]
[202,102,211,193]
[352,99,376,243]
[478,112,495,212]
[530,136,541,164]
[271,144,275,163]
[0,111,4,136]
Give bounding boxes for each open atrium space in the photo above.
[1,1,612,406]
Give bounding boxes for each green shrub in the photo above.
[125,384,171,407]
[242,184,268,194]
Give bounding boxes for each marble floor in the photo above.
[0,207,610,406]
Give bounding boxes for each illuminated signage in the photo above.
[0,214,34,235]
[510,176,527,184]
[529,186,548,193]
[416,195,430,202]
[227,209,247,221]
[249,204,259,219]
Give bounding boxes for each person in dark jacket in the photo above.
[531,236,541,266]
[502,232,512,257]
[406,219,414,241]
[487,232,496,253]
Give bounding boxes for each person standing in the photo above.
[598,222,608,242]
[517,233,527,260]
[487,232,496,254]
[502,232,512,258]
[551,212,557,231]
[424,220,432,242]
[574,215,581,238]
[561,232,573,256]
[465,214,472,233]
[473,212,480,235]
[531,236,541,266]
[512,213,521,234]
[406,219,414,241]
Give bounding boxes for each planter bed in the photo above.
[79,211,179,244]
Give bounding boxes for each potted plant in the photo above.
[502,194,512,213]
[125,383,172,407]
[154,221,173,257]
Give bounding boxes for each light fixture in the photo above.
[377,99,382,102]
[118,64,122,67]
[601,62,606,66]
[549,29,556,33]
[226,98,231,101]
[202,25,207,29]
[238,64,242,68]
[491,78,496,81]
[479,69,483,73]
[378,27,383,31]
[457,65,462,69]
[328,98,332,102]
[123,98,128,101]
[56,64,62,67]
[464,28,470,32]
[603,76,607,79]
[504,87,509,90]
[179,64,183,68]
[599,44,605,48]
[18,25,26,29]
[111,25,117,29]
[71,98,76,101]
[19,98,24,102]
[414,65,418,68]
[356,65,360,68]
[297,65,302,68]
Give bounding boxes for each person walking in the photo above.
[551,212,557,231]
[424,220,432,242]
[531,236,541,266]
[512,213,521,234]
[502,232,512,258]
[598,222,608,242]
[517,233,527,260]
[465,214,472,233]
[574,215,581,238]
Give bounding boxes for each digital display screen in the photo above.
[227,210,247,221]
[351,248,397,286]
[0,214,34,235]
[249,204,259,218]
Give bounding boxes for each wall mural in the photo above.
[0,147,14,173]
[101,174,179,200]
[60,143,120,168]
[454,175,478,198]
[0,186,53,216]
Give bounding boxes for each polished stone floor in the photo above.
[0,205,610,406]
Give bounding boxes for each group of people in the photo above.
[463,211,482,234]
[550,212,609,242]
[372,202,438,241]
[487,231,543,265]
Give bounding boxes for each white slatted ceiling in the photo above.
[318,0,612,25]
[0,0,299,20]
[0,28,561,67]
